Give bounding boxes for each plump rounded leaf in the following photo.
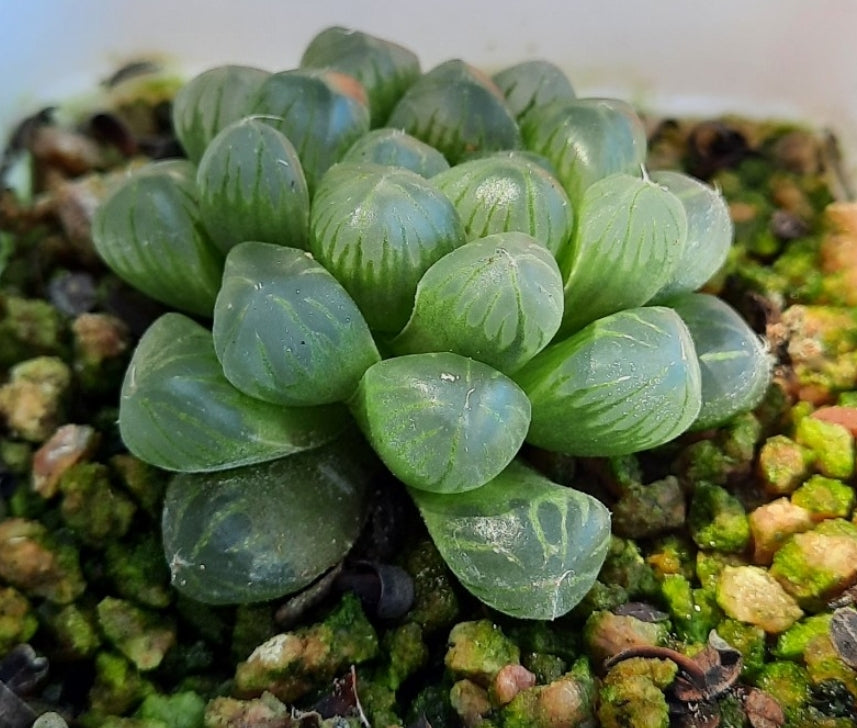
[393,232,563,374]
[120,313,345,472]
[515,306,702,456]
[300,26,421,126]
[249,69,370,192]
[669,293,772,430]
[648,170,733,301]
[92,166,223,317]
[213,242,380,406]
[432,154,573,256]
[387,59,521,164]
[520,97,647,202]
[350,352,531,493]
[310,163,464,333]
[196,118,309,253]
[171,65,271,163]
[559,173,687,335]
[162,434,374,604]
[492,60,576,119]
[410,459,611,619]
[341,128,450,177]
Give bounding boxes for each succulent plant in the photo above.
[91,26,772,620]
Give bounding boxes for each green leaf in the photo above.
[393,232,564,374]
[300,26,421,126]
[648,170,733,302]
[340,127,450,177]
[92,165,223,317]
[249,69,370,193]
[196,117,309,253]
[515,306,702,456]
[559,173,687,335]
[492,59,576,119]
[520,97,647,202]
[387,59,521,164]
[310,162,464,334]
[120,313,345,472]
[432,154,574,257]
[171,65,271,163]
[162,434,374,604]
[410,459,611,619]
[668,293,772,430]
[350,352,531,493]
[213,242,380,406]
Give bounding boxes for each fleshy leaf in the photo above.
[171,65,271,163]
[387,59,521,164]
[559,173,687,335]
[213,242,380,406]
[249,68,370,193]
[300,26,421,126]
[492,60,576,119]
[520,97,647,202]
[515,306,702,456]
[162,434,375,604]
[432,154,574,256]
[196,117,309,253]
[340,128,450,177]
[393,232,563,374]
[310,162,464,334]
[349,352,531,493]
[410,459,611,619]
[668,293,772,430]
[92,165,223,317]
[120,313,345,472]
[648,170,733,301]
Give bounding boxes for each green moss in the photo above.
[39,602,101,659]
[717,691,749,728]
[445,620,520,684]
[689,482,750,553]
[791,475,855,519]
[660,574,722,643]
[570,580,628,616]
[134,692,206,728]
[583,611,668,665]
[104,535,173,609]
[0,439,31,474]
[407,682,457,728]
[234,593,379,703]
[376,622,428,690]
[772,613,833,659]
[0,296,66,369]
[770,519,857,609]
[645,534,697,581]
[677,439,736,486]
[695,550,746,592]
[85,651,155,721]
[720,411,763,463]
[611,477,686,539]
[109,454,167,517]
[59,462,136,545]
[597,659,675,728]
[97,597,177,671]
[758,434,813,495]
[402,539,460,633]
[522,652,567,684]
[716,618,766,680]
[230,604,276,663]
[795,417,855,479]
[755,661,811,716]
[499,659,595,728]
[0,586,37,652]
